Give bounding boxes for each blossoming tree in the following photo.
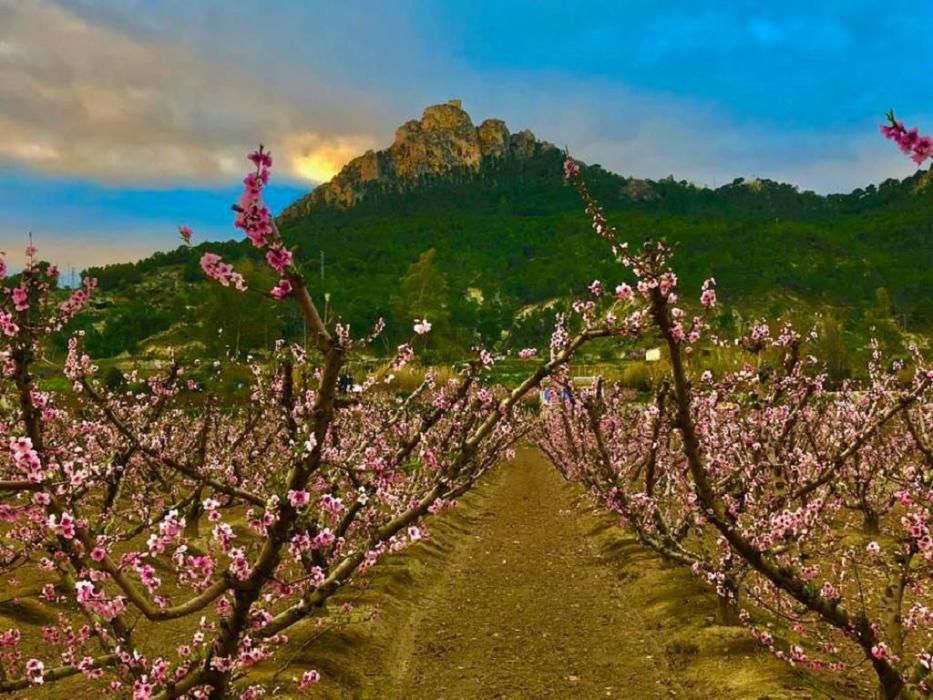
[540,127,933,698]
[0,148,615,699]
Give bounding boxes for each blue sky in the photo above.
[1,0,931,272]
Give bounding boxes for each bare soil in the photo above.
[299,447,852,699]
[393,446,685,699]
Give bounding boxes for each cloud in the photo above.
[0,230,163,275]
[0,0,382,184]
[284,133,379,184]
[0,0,928,199]
[454,71,927,193]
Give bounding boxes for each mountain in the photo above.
[282,99,555,214]
[76,100,933,365]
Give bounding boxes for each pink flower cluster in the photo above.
[298,669,320,689]
[48,512,77,539]
[266,246,293,274]
[563,157,581,181]
[269,278,293,300]
[10,436,43,482]
[0,310,18,337]
[59,277,97,320]
[700,278,717,308]
[231,146,295,293]
[881,111,933,166]
[74,580,127,621]
[538,153,933,697]
[199,253,247,291]
[12,286,29,311]
[0,134,542,698]
[237,147,275,248]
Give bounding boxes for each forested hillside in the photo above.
[76,145,933,363]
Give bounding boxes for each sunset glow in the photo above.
[287,135,375,182]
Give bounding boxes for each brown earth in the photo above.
[291,447,853,699]
[392,446,684,699]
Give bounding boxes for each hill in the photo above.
[76,100,933,363]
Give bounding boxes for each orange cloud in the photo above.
[0,1,382,185]
[285,133,376,182]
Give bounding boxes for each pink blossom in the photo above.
[298,669,320,689]
[25,658,44,685]
[270,278,293,300]
[178,225,193,244]
[248,148,273,169]
[614,283,634,301]
[11,286,28,312]
[58,278,97,319]
[287,490,310,509]
[320,494,344,515]
[265,246,293,274]
[311,529,335,550]
[518,348,537,360]
[563,157,581,181]
[235,146,276,248]
[700,278,717,308]
[0,310,18,336]
[881,111,933,166]
[48,512,76,539]
[200,253,247,291]
[871,642,899,662]
[413,319,432,335]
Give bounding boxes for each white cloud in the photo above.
[0,0,926,195]
[458,71,926,193]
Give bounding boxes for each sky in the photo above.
[1,0,932,272]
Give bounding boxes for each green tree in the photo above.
[391,249,460,358]
[815,315,851,384]
[199,260,287,357]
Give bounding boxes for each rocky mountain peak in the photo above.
[283,100,555,215]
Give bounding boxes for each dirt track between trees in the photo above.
[302,447,851,699]
[392,447,681,699]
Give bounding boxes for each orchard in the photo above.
[0,114,932,699]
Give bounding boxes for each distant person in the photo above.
[338,373,354,393]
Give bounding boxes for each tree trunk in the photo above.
[716,594,739,626]
[863,509,881,535]
[716,577,741,626]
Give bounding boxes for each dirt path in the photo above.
[392,447,682,699]
[298,446,845,699]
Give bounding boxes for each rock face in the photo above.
[283,100,555,214]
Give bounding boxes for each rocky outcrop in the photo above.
[477,119,510,158]
[282,100,555,215]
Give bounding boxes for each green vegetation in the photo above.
[78,150,933,365]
